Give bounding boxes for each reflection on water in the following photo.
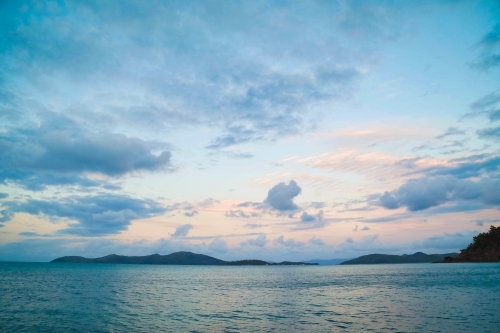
[0,262,499,332]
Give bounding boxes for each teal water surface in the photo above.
[0,262,499,332]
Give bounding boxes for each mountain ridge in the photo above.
[339,252,459,265]
[51,251,318,266]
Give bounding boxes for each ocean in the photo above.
[0,262,499,332]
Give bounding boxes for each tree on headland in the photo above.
[444,225,500,262]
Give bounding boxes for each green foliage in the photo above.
[465,225,500,252]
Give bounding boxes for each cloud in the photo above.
[243,223,268,229]
[464,90,500,122]
[1,194,166,235]
[488,110,500,122]
[203,66,360,149]
[19,232,43,237]
[241,234,267,247]
[410,155,500,179]
[208,238,228,253]
[343,234,379,247]
[300,212,316,222]
[308,201,325,209]
[471,218,500,227]
[300,210,324,223]
[379,191,401,209]
[378,175,500,211]
[225,210,261,218]
[0,114,172,190]
[184,211,198,217]
[470,24,500,70]
[264,180,301,211]
[479,23,500,45]
[225,151,253,159]
[235,201,266,209]
[0,172,114,192]
[414,230,479,251]
[206,127,260,149]
[361,234,379,244]
[0,234,308,262]
[30,130,170,176]
[0,193,8,199]
[0,237,196,263]
[361,226,370,231]
[275,235,303,247]
[435,127,466,140]
[178,232,263,241]
[0,228,476,263]
[309,150,410,182]
[471,90,500,110]
[2,1,498,262]
[164,202,196,212]
[308,237,325,246]
[471,55,500,70]
[477,126,500,140]
[197,198,220,207]
[0,0,371,154]
[364,201,491,223]
[171,224,193,237]
[353,225,358,231]
[18,231,53,237]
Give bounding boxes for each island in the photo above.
[443,225,500,263]
[51,251,318,266]
[304,258,350,265]
[339,252,458,265]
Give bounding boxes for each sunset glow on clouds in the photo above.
[0,0,499,261]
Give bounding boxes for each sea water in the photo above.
[0,262,499,332]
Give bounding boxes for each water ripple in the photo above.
[0,263,499,332]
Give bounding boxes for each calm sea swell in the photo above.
[0,262,499,332]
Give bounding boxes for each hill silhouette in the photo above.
[52,252,225,265]
[339,252,458,265]
[51,251,318,266]
[443,225,500,263]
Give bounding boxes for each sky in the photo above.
[0,0,499,262]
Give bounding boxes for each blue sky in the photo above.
[0,0,499,262]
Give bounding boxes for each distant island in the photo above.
[51,251,318,266]
[339,252,458,265]
[304,258,350,265]
[443,225,500,263]
[51,227,499,266]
